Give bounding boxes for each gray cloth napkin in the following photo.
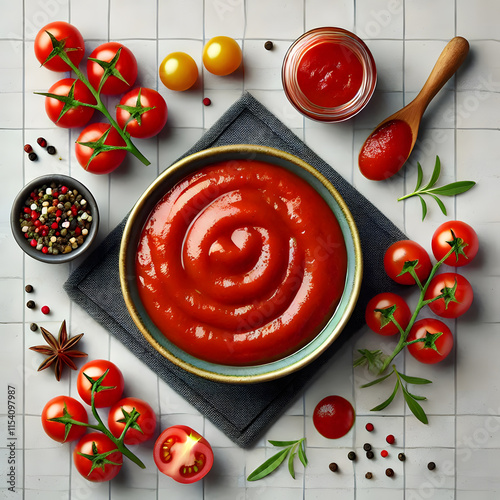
[64,92,406,448]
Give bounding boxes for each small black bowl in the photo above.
[10,174,99,264]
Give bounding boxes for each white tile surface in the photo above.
[1,0,499,498]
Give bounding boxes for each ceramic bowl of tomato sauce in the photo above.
[282,27,377,122]
[120,145,362,383]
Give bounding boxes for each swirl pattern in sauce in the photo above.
[136,160,347,365]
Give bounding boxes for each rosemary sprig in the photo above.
[247,438,307,481]
[398,156,475,220]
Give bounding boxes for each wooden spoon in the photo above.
[359,36,470,180]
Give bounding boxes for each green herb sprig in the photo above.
[247,438,307,481]
[398,156,475,220]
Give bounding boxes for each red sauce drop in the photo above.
[297,42,363,108]
[358,119,413,180]
[313,395,355,439]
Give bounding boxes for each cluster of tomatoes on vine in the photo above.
[364,220,478,367]
[42,359,214,484]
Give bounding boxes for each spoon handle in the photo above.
[416,36,470,111]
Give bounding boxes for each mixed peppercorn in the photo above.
[19,181,93,255]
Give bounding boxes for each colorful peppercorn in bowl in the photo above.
[10,174,99,264]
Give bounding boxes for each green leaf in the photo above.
[397,372,432,385]
[247,448,290,481]
[360,369,394,388]
[268,440,299,447]
[415,162,424,191]
[288,448,297,479]
[371,379,400,411]
[418,194,428,221]
[353,349,388,375]
[401,385,429,424]
[408,392,427,401]
[297,440,308,467]
[422,155,441,190]
[427,181,476,196]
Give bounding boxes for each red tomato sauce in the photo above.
[297,42,363,108]
[136,160,348,366]
[358,119,413,180]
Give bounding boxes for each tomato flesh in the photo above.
[153,425,213,483]
[359,119,413,180]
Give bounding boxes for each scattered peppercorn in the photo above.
[347,451,356,461]
[47,145,56,155]
[24,144,33,153]
[365,472,373,479]
[398,453,406,462]
[41,305,50,315]
[381,450,389,458]
[386,434,395,445]
[28,152,38,161]
[363,443,372,451]
[202,97,212,106]
[37,137,47,148]
[366,450,374,459]
[264,40,274,50]
[385,468,395,477]
[25,284,34,293]
[328,462,338,472]
[365,423,374,432]
[26,300,35,309]
[30,323,38,331]
[427,462,436,470]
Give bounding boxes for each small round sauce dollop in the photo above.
[358,119,413,180]
[136,160,348,366]
[297,42,363,108]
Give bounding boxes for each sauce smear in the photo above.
[136,160,348,366]
[358,119,413,180]
[297,42,363,108]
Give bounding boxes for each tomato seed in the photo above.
[26,300,35,309]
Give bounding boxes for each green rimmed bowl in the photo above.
[119,145,362,383]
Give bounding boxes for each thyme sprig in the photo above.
[398,156,475,220]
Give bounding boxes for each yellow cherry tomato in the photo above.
[159,52,198,91]
[202,36,242,76]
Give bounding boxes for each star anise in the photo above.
[29,320,87,381]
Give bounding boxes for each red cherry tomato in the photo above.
[73,432,122,482]
[108,397,157,445]
[365,292,412,336]
[313,395,355,439]
[431,220,479,267]
[407,318,454,364]
[34,21,85,72]
[87,42,138,95]
[75,123,127,174]
[76,359,124,408]
[41,395,88,443]
[44,78,96,128]
[424,272,473,318]
[384,240,432,285]
[116,88,168,139]
[202,36,242,76]
[153,425,214,483]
